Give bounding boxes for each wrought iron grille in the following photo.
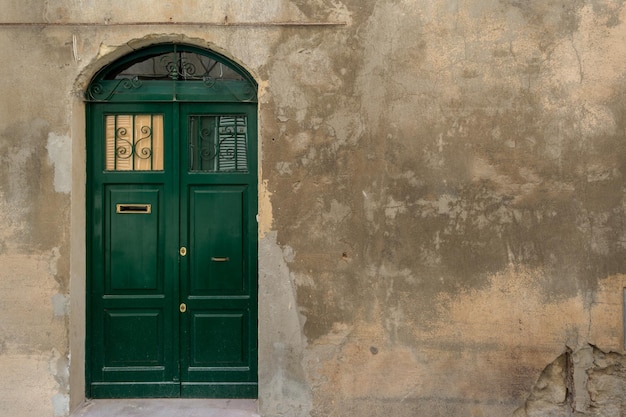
[189,115,248,172]
[86,44,257,102]
[111,51,245,82]
[105,114,164,171]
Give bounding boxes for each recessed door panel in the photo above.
[189,187,245,293]
[107,187,162,292]
[104,309,164,366]
[190,310,247,366]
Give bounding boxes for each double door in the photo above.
[87,102,257,398]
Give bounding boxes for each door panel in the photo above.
[89,105,178,398]
[91,180,177,397]
[189,187,245,292]
[103,187,165,368]
[190,312,247,365]
[182,187,251,378]
[107,187,162,291]
[104,309,163,366]
[179,103,257,397]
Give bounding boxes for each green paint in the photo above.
[86,45,258,399]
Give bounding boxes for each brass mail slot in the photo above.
[116,204,152,214]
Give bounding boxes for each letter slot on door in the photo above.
[116,204,152,214]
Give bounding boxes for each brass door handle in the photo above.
[180,247,187,256]
[180,303,187,313]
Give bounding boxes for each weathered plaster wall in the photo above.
[264,1,626,416]
[0,9,74,415]
[0,1,625,417]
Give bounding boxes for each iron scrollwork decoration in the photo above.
[190,116,248,172]
[86,76,142,101]
[106,114,163,171]
[161,53,199,80]
[159,52,256,101]
[85,45,258,102]
[115,125,153,165]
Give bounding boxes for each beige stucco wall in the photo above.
[1,1,626,416]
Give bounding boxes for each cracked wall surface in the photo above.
[515,344,626,417]
[1,0,626,416]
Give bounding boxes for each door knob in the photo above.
[180,303,187,313]
[179,247,187,256]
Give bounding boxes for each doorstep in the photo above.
[70,399,259,417]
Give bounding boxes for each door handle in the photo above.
[211,257,230,262]
[180,247,187,256]
[180,303,187,313]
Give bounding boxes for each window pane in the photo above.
[188,115,248,172]
[105,115,164,171]
[108,51,245,82]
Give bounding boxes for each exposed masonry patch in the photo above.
[515,345,626,417]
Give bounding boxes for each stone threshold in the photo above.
[70,398,259,417]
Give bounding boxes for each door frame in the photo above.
[84,43,259,399]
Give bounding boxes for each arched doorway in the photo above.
[85,44,258,399]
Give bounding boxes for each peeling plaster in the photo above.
[259,232,311,417]
[52,293,70,317]
[258,179,274,239]
[46,133,71,194]
[52,394,70,417]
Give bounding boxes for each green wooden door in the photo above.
[87,102,258,398]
